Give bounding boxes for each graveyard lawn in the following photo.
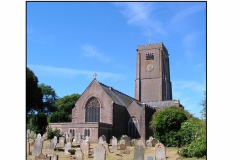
[26,139,206,160]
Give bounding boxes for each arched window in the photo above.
[85,97,100,122]
[128,117,139,137]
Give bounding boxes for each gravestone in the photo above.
[120,139,125,145]
[49,136,57,151]
[76,133,81,143]
[146,155,156,160]
[137,139,146,149]
[26,142,30,155]
[146,140,152,147]
[64,142,71,154]
[69,132,72,142]
[121,135,131,146]
[58,137,65,148]
[111,136,117,150]
[133,144,145,160]
[119,144,126,150]
[103,141,109,152]
[49,153,58,160]
[101,135,106,142]
[81,140,89,158]
[75,148,83,160]
[32,135,43,157]
[151,138,159,147]
[85,136,90,142]
[94,143,106,160]
[37,153,50,160]
[125,148,130,154]
[154,143,166,160]
[131,139,136,146]
[149,136,154,141]
[99,137,104,144]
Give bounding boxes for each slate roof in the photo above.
[99,82,141,107]
[145,100,180,110]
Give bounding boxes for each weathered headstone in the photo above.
[149,136,154,141]
[64,142,71,154]
[36,153,50,160]
[133,144,145,160]
[26,142,30,155]
[76,133,81,143]
[99,137,104,144]
[151,138,159,147]
[101,135,106,142]
[121,135,131,146]
[69,132,72,142]
[81,140,89,158]
[120,139,125,145]
[75,148,83,160]
[85,136,90,142]
[32,135,43,157]
[146,155,156,160]
[154,143,166,160]
[94,143,106,160]
[58,137,65,148]
[131,139,136,146]
[111,136,117,150]
[103,141,109,152]
[109,138,112,145]
[49,153,58,160]
[146,140,152,147]
[119,144,126,150]
[137,139,146,149]
[49,136,57,152]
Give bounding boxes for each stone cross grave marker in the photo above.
[94,143,106,160]
[154,143,166,160]
[32,134,43,157]
[75,148,83,160]
[133,144,145,160]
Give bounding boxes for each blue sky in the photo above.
[27,2,206,119]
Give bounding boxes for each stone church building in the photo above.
[49,42,182,143]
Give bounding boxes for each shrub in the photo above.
[150,106,188,146]
[178,120,206,158]
[47,127,63,139]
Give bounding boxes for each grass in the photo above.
[26,139,206,160]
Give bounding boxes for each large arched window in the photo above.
[128,117,139,137]
[85,97,100,122]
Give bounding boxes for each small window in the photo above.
[84,129,90,137]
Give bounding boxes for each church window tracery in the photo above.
[85,97,100,122]
[128,117,139,137]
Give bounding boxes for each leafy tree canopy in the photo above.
[38,83,59,115]
[199,91,206,119]
[26,67,43,114]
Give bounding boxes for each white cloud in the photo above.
[27,64,126,81]
[170,4,205,25]
[81,45,111,62]
[113,2,166,36]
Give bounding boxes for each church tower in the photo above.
[135,42,172,102]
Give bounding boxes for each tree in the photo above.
[38,83,59,115]
[27,112,48,135]
[49,93,81,122]
[199,91,206,119]
[150,106,189,146]
[26,67,43,114]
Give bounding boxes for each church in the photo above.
[49,42,182,143]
